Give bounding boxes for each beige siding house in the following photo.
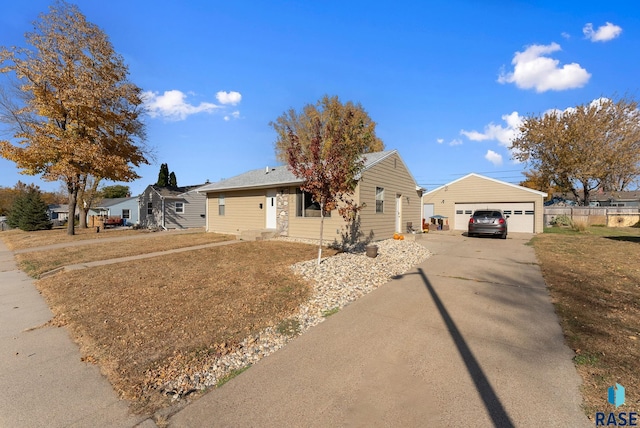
[422,173,547,233]
[199,150,423,242]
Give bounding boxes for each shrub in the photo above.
[550,214,573,227]
[571,220,588,233]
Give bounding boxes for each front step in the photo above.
[239,229,277,241]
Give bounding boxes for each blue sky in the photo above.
[1,1,638,195]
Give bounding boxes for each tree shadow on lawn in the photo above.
[604,236,640,244]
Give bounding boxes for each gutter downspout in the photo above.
[161,197,167,230]
[205,192,209,232]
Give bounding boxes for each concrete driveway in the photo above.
[168,232,590,427]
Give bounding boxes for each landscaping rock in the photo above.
[156,238,431,401]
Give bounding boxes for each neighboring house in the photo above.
[422,173,547,234]
[47,204,72,221]
[88,197,140,226]
[198,150,423,242]
[591,191,640,207]
[138,185,207,229]
[548,191,640,208]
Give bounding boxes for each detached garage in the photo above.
[422,173,547,234]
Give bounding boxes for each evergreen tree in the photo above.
[168,171,177,188]
[8,189,52,231]
[20,190,52,231]
[7,193,27,229]
[156,163,169,187]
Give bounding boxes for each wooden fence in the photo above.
[544,207,640,227]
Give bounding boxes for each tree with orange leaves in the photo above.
[0,1,150,235]
[271,95,383,264]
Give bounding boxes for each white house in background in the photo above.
[88,197,140,226]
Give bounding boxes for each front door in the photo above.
[266,190,277,229]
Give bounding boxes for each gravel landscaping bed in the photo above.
[158,238,431,401]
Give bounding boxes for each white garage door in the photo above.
[454,203,535,233]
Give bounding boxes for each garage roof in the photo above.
[423,173,547,197]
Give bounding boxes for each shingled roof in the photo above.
[198,150,397,193]
[151,184,207,198]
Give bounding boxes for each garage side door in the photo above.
[454,203,535,233]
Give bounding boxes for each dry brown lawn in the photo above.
[1,227,151,250]
[532,226,640,416]
[35,240,336,414]
[14,232,234,277]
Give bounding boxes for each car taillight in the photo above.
[469,218,474,224]
[499,218,505,224]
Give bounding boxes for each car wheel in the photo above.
[501,232,507,239]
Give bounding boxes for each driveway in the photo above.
[168,232,590,427]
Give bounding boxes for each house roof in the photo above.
[423,173,548,197]
[149,184,206,199]
[94,197,137,208]
[198,150,402,193]
[551,190,640,202]
[47,204,69,213]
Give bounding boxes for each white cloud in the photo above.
[143,90,218,120]
[436,138,444,144]
[216,91,242,105]
[583,22,622,42]
[449,139,463,146]
[497,43,591,92]
[561,32,571,39]
[460,111,523,147]
[224,111,241,121]
[485,150,503,166]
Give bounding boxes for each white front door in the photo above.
[266,190,277,229]
[396,194,402,233]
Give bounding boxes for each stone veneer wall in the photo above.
[276,189,289,236]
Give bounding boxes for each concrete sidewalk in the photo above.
[0,239,152,428]
[168,233,590,427]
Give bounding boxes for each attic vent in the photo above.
[265,166,269,174]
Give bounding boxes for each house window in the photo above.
[296,189,330,217]
[147,202,153,215]
[122,209,130,219]
[375,187,384,213]
[456,210,463,214]
[175,202,184,214]
[218,194,225,216]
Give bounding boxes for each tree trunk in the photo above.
[583,187,591,207]
[79,207,88,228]
[78,175,100,228]
[317,201,324,265]
[66,181,78,236]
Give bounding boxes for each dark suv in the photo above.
[468,209,508,239]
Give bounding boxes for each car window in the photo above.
[473,210,502,217]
